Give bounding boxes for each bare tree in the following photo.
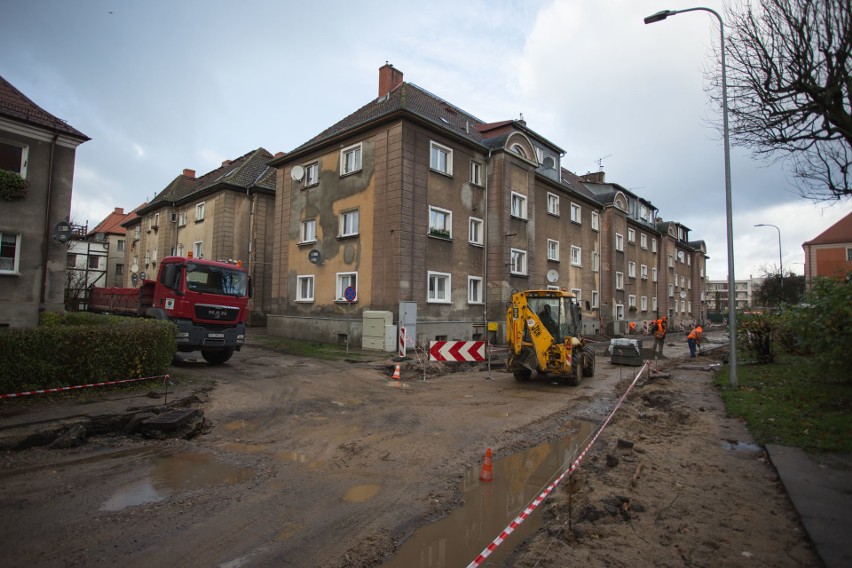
[714,0,851,201]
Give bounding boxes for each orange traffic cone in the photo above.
[479,448,493,482]
[391,364,401,380]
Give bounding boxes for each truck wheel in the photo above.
[513,369,532,381]
[201,348,234,364]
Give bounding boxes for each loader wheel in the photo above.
[513,368,532,381]
[564,354,583,386]
[201,347,234,364]
[583,351,596,377]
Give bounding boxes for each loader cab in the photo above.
[524,290,582,342]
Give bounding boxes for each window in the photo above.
[668,283,674,297]
[510,192,527,219]
[570,203,581,224]
[547,193,559,216]
[470,161,482,185]
[592,251,600,272]
[510,249,527,275]
[641,264,648,280]
[0,140,28,176]
[178,211,187,227]
[153,213,160,229]
[668,255,674,268]
[641,296,648,311]
[640,234,647,249]
[651,239,657,253]
[510,144,527,158]
[628,261,636,278]
[848,247,852,261]
[615,271,624,290]
[681,275,685,287]
[340,143,362,175]
[336,272,357,301]
[340,209,359,237]
[628,295,636,308]
[571,245,582,266]
[627,228,635,243]
[700,266,705,278]
[430,141,453,175]
[592,290,599,308]
[115,263,124,276]
[300,219,317,243]
[615,233,624,252]
[616,303,625,321]
[305,162,320,187]
[117,240,125,252]
[193,241,203,258]
[652,297,658,311]
[591,211,600,231]
[67,253,77,267]
[428,271,451,303]
[88,255,100,270]
[144,251,150,265]
[547,239,560,261]
[429,206,452,239]
[134,226,141,240]
[196,202,205,222]
[469,217,483,246]
[652,267,658,282]
[468,276,483,304]
[296,275,315,302]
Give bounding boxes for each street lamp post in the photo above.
[644,7,738,387]
[754,223,783,301]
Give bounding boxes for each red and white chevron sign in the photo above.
[429,340,486,362]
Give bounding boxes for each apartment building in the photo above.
[706,276,762,312]
[121,148,277,325]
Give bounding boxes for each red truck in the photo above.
[88,256,250,364]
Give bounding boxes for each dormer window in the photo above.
[510,144,527,159]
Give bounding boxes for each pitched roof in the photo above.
[0,75,89,141]
[803,210,852,245]
[90,207,136,236]
[142,148,276,213]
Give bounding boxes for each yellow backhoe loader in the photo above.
[505,289,595,385]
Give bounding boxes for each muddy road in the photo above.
[1,331,804,567]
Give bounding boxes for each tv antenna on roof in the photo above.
[595,154,612,171]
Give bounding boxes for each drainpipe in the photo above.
[483,150,491,373]
[39,132,60,309]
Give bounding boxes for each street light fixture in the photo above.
[754,223,783,300]
[644,6,738,388]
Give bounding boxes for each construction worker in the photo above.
[629,321,636,334]
[688,324,703,358]
[652,316,668,355]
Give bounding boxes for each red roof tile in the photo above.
[803,210,852,245]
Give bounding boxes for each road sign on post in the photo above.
[428,341,486,362]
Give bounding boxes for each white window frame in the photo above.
[546,192,559,216]
[641,296,648,311]
[615,271,624,290]
[547,239,560,261]
[570,203,581,224]
[427,271,452,303]
[116,240,125,252]
[470,161,482,185]
[651,239,657,253]
[469,217,483,246]
[340,209,360,237]
[300,219,317,244]
[653,297,658,311]
[510,248,527,276]
[0,232,22,274]
[429,206,453,239]
[305,162,320,187]
[592,290,599,309]
[591,211,600,232]
[652,267,658,282]
[467,276,483,304]
[668,254,674,268]
[641,264,648,280]
[178,211,187,227]
[668,283,674,297]
[296,275,315,302]
[616,303,625,321]
[592,251,600,272]
[195,202,205,222]
[627,228,635,243]
[336,272,357,301]
[430,141,453,175]
[572,288,582,303]
[0,140,28,176]
[628,294,637,308]
[628,261,636,278]
[340,142,362,176]
[193,241,203,259]
[510,192,527,220]
[615,233,624,252]
[571,245,582,266]
[640,233,648,249]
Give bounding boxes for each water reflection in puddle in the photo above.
[101,451,254,512]
[343,484,382,503]
[382,419,596,567]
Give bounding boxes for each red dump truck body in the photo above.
[88,256,250,364]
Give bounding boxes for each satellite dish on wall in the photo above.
[291,165,305,181]
[546,269,559,283]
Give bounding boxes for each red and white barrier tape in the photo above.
[467,361,650,567]
[0,374,171,399]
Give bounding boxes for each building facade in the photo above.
[802,210,852,286]
[0,74,89,328]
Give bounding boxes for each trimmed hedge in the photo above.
[0,316,176,394]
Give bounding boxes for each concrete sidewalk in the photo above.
[765,445,852,568]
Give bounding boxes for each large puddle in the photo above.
[101,451,254,511]
[383,419,596,567]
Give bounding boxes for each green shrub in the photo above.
[738,312,775,363]
[788,274,851,378]
[0,320,176,394]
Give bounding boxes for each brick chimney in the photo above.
[221,160,231,167]
[114,207,124,214]
[580,171,606,184]
[183,168,196,179]
[378,63,403,97]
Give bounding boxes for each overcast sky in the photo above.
[3,0,848,280]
